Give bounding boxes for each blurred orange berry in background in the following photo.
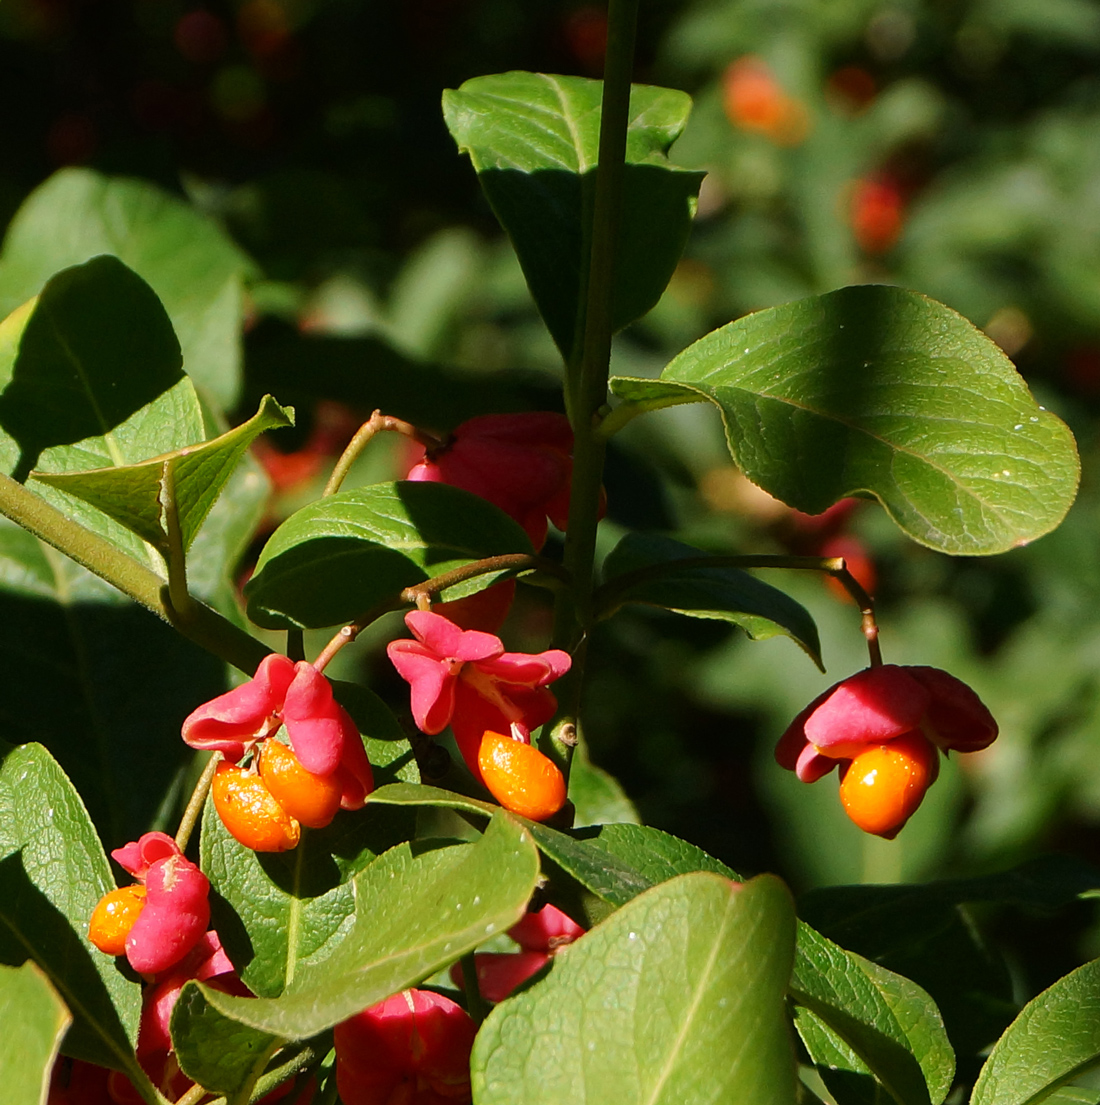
[850,176,906,253]
[721,56,810,146]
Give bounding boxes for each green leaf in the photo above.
[970,958,1100,1105]
[526,820,655,909]
[0,168,253,409]
[201,782,418,998]
[367,782,497,818]
[244,481,534,630]
[367,783,654,910]
[185,446,274,616]
[791,922,954,1105]
[331,681,421,787]
[367,784,738,929]
[472,872,797,1105]
[610,285,1079,555]
[197,811,540,1038]
[599,532,823,668]
[0,961,71,1105]
[798,857,1100,1066]
[443,72,704,363]
[0,743,142,1072]
[32,394,294,553]
[172,983,283,1096]
[0,255,187,484]
[581,822,744,884]
[567,738,640,828]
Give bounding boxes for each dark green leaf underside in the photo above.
[600,532,822,668]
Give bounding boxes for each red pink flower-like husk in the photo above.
[406,412,575,550]
[124,853,211,975]
[180,655,373,808]
[386,610,570,783]
[776,664,998,783]
[181,653,296,761]
[108,833,211,976]
[335,989,476,1105]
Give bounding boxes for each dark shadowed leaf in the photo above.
[0,538,227,848]
[0,255,186,485]
[0,168,252,408]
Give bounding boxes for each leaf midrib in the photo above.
[640,883,740,1105]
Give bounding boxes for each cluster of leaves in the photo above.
[0,4,1099,1105]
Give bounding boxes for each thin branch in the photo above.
[312,553,567,672]
[459,952,489,1026]
[0,471,270,675]
[175,752,222,853]
[402,553,568,602]
[592,552,882,665]
[323,410,445,498]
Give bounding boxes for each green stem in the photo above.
[0,472,270,675]
[459,952,489,1026]
[547,0,639,772]
[175,752,221,853]
[159,460,192,621]
[174,1083,208,1105]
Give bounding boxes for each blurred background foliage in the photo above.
[5,0,1100,995]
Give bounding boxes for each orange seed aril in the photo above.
[88,885,147,956]
[838,730,938,839]
[477,730,566,822]
[258,738,342,829]
[212,761,301,852]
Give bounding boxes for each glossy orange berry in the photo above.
[258,738,343,829]
[478,731,566,822]
[88,885,147,956]
[212,761,301,852]
[838,731,938,839]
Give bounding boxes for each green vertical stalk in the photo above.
[0,471,270,674]
[547,0,639,774]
